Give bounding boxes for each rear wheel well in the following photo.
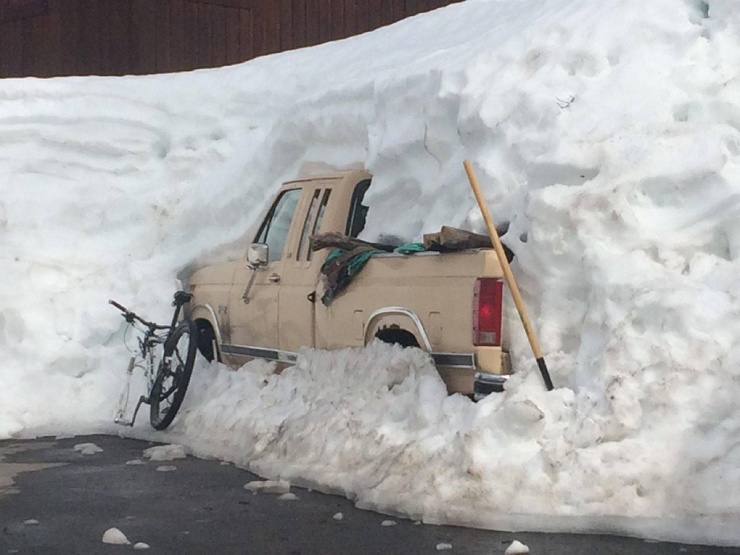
[194,319,218,362]
[374,327,420,349]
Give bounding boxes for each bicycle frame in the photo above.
[113,328,165,427]
[111,292,191,428]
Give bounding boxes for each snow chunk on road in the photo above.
[381,520,398,527]
[143,444,186,461]
[436,543,453,551]
[23,519,39,525]
[244,480,290,494]
[133,542,151,550]
[333,512,344,521]
[73,443,103,455]
[278,492,298,501]
[102,528,130,545]
[125,459,146,466]
[155,465,177,472]
[505,540,530,554]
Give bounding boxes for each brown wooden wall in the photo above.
[0,0,460,78]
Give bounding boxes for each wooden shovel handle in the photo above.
[464,160,554,391]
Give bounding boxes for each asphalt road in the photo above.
[1,435,738,555]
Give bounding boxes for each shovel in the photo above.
[463,160,554,391]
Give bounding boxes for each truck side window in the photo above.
[346,179,371,238]
[255,188,301,262]
[297,189,321,261]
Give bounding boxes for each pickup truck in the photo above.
[188,170,511,397]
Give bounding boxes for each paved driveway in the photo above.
[1,435,737,555]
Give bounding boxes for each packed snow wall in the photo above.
[1,0,740,544]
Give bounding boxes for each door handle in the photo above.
[268,273,281,283]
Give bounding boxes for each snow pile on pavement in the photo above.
[1,0,740,545]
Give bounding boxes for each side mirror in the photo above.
[247,243,269,267]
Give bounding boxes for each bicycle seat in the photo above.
[173,291,193,306]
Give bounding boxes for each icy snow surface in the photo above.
[1,0,740,546]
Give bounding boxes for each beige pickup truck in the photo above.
[188,170,510,397]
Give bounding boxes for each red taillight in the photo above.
[473,278,503,346]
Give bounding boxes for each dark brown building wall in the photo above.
[0,0,461,78]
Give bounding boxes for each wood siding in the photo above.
[0,0,460,78]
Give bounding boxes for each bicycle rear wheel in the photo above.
[149,320,197,430]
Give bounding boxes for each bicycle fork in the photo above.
[113,356,148,427]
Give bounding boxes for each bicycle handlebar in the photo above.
[109,299,129,314]
[109,299,168,331]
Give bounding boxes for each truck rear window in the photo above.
[346,179,371,238]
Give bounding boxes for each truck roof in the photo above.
[283,169,371,188]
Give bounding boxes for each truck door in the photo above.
[278,187,332,352]
[226,188,303,363]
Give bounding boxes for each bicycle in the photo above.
[109,291,197,430]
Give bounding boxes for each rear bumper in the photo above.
[435,347,510,397]
[473,372,508,400]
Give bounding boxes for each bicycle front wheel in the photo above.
[149,320,197,430]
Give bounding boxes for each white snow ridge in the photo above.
[1,0,740,547]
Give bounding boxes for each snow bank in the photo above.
[170,344,740,544]
[1,0,740,545]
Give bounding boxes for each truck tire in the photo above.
[374,328,420,348]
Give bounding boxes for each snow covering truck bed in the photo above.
[188,170,510,397]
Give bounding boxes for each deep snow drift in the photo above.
[1,0,740,545]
